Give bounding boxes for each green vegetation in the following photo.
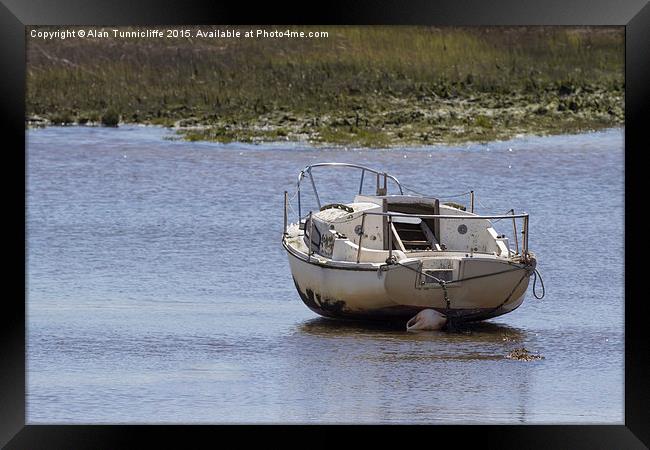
[100,108,120,127]
[26,26,624,147]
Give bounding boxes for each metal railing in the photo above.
[284,163,530,264]
[295,163,404,218]
[284,190,530,262]
[283,191,288,237]
[358,211,530,261]
[470,190,475,213]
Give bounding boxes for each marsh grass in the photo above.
[100,109,120,127]
[26,26,624,146]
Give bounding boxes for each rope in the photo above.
[532,267,546,299]
[394,262,453,309]
[401,184,473,200]
[401,185,429,197]
[489,271,530,313]
[391,259,538,317]
[438,190,474,200]
[285,189,299,221]
[442,283,451,309]
[396,260,528,285]
[401,186,515,223]
[395,260,447,284]
[490,209,516,224]
[475,195,499,212]
[287,200,298,220]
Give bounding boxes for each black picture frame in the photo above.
[3,0,648,447]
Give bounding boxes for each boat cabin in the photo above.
[291,163,513,261]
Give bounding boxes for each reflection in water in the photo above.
[290,317,531,423]
[298,317,526,344]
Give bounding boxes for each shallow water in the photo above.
[27,126,624,423]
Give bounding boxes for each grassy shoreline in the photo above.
[27,26,624,147]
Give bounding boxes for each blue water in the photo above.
[27,126,624,423]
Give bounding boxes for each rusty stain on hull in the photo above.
[293,278,348,318]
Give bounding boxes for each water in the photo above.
[26,125,624,423]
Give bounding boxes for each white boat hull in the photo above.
[285,241,533,322]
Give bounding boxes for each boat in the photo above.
[282,163,541,324]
